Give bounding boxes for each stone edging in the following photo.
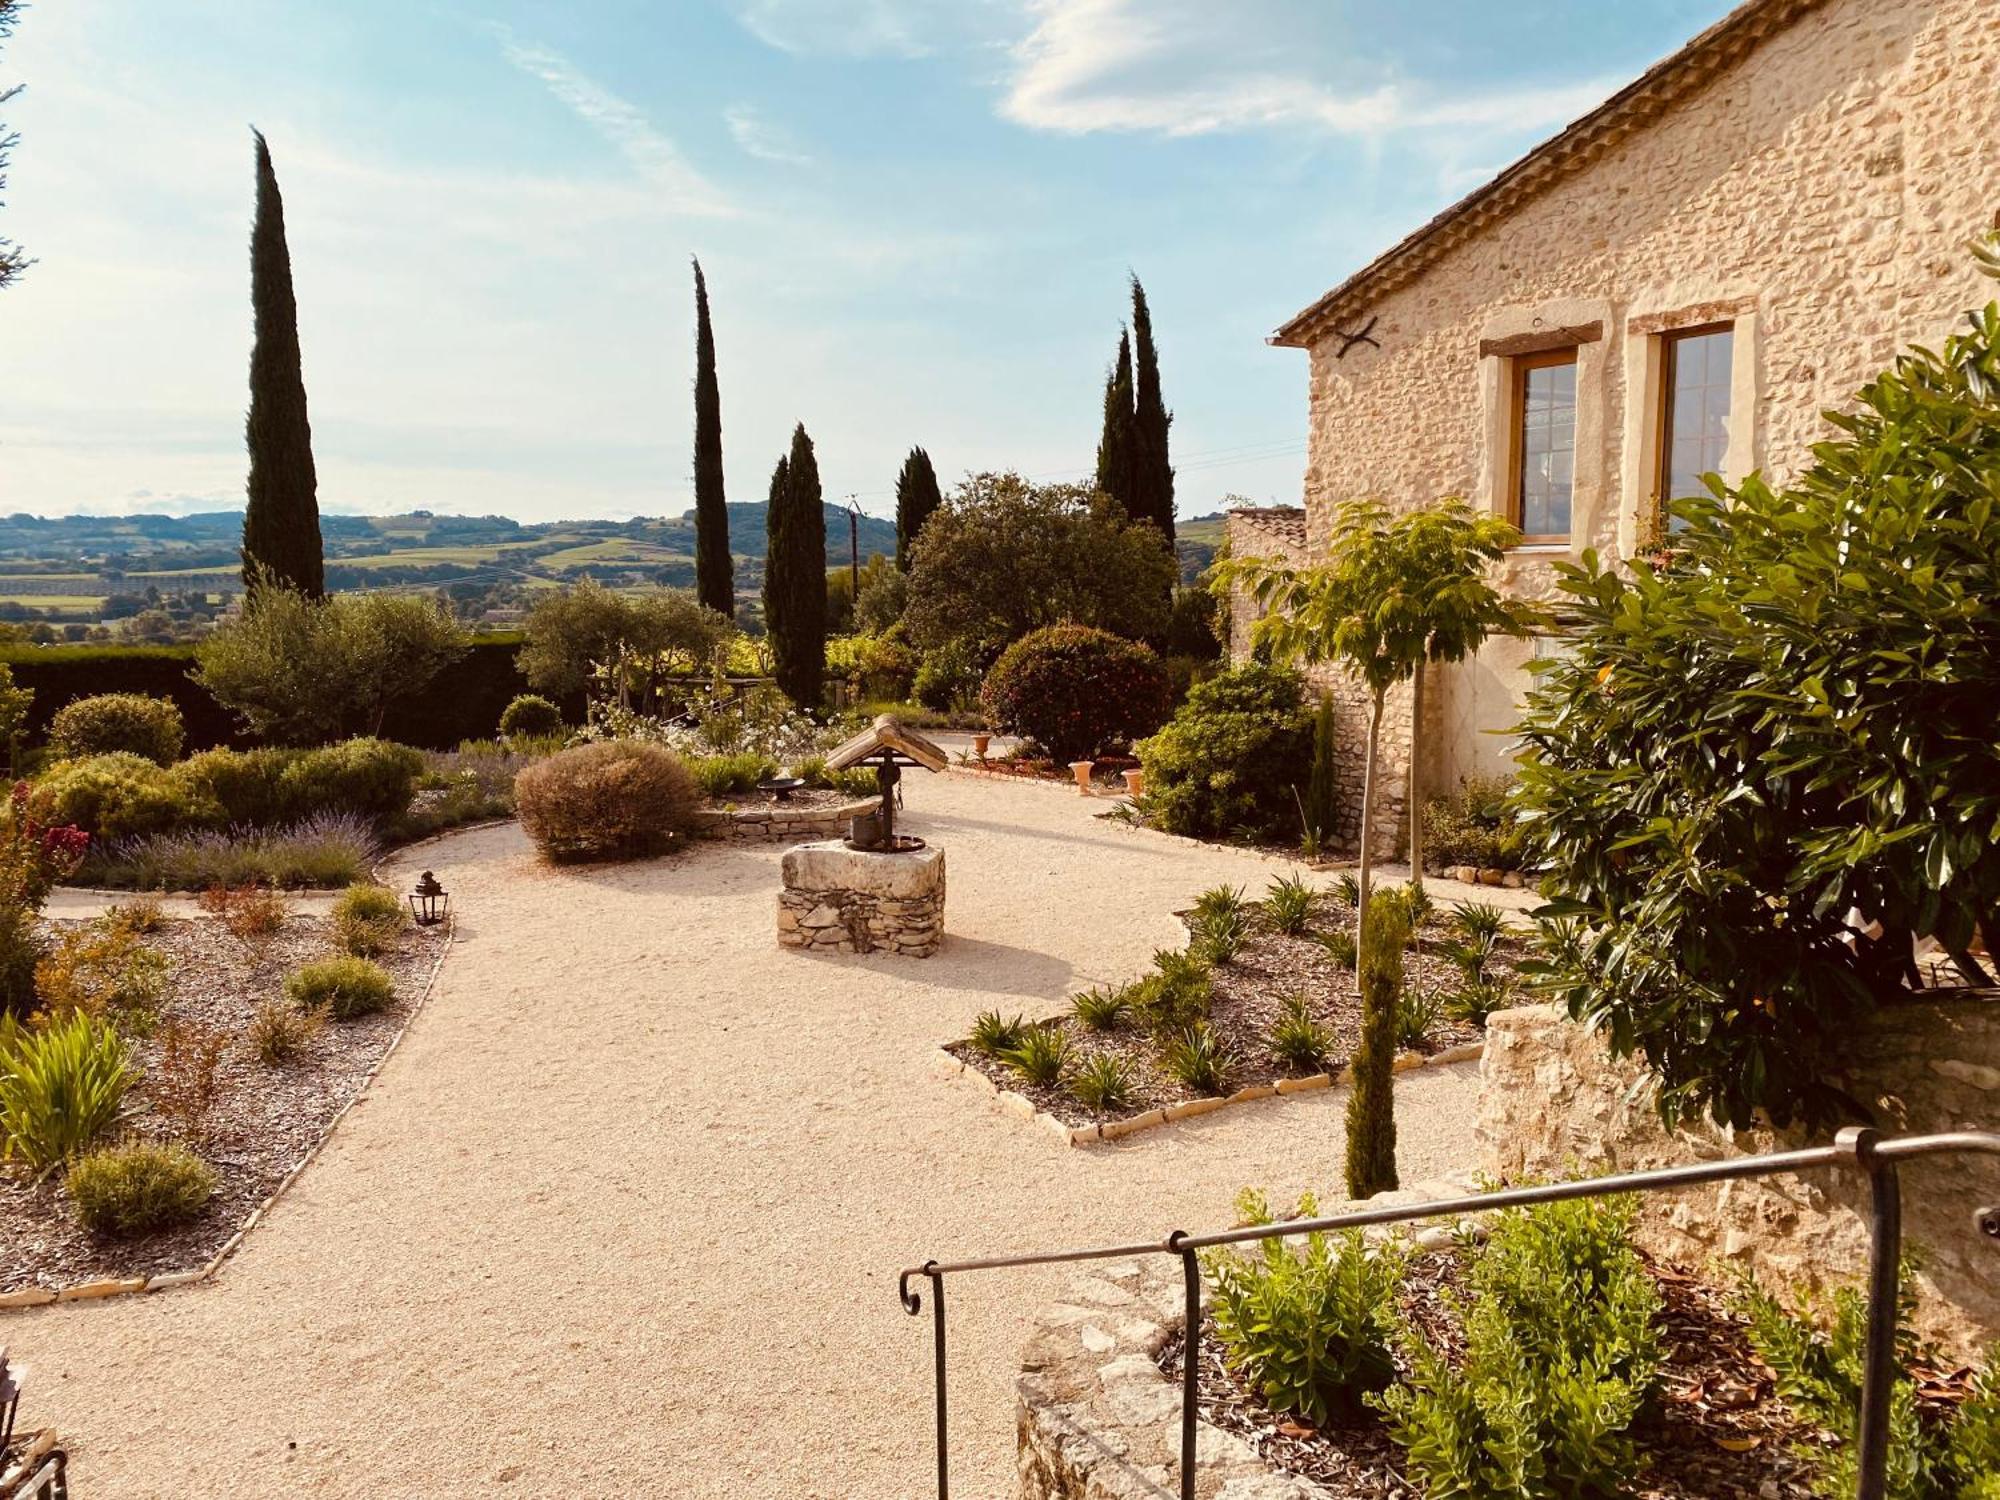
[0,920,459,1314]
[933,1039,1486,1149]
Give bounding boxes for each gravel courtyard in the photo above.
[6,769,1481,1498]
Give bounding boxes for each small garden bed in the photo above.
[0,904,447,1294]
[947,878,1520,1128]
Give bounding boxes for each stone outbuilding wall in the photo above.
[1236,0,2000,813]
[1479,1002,2000,1361]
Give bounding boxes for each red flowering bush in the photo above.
[0,782,89,1019]
[979,625,1172,765]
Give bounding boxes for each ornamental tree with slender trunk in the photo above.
[1215,498,1531,940]
[242,129,324,598]
[894,445,942,572]
[1095,326,1137,520]
[691,258,732,616]
[763,425,825,709]
[1129,276,1175,547]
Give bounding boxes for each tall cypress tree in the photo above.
[893,445,942,572]
[1129,276,1176,547]
[691,258,732,616]
[1095,327,1137,521]
[242,129,324,598]
[764,425,825,708]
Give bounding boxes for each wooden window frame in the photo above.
[1508,347,1578,546]
[1654,320,1736,526]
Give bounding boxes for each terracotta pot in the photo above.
[972,734,991,761]
[1068,760,1095,795]
[1121,768,1144,798]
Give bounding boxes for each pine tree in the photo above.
[1094,327,1137,520]
[1345,885,1410,1199]
[691,258,732,616]
[894,446,942,572]
[242,130,324,598]
[1129,276,1176,546]
[764,425,825,709]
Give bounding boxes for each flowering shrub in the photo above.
[978,625,1172,764]
[576,683,835,769]
[0,783,89,1018]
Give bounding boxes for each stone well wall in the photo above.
[692,797,875,844]
[1479,1003,2000,1360]
[776,840,945,958]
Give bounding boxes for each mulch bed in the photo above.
[0,912,447,1294]
[1159,1246,1840,1499]
[948,890,1513,1128]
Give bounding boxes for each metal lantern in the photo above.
[408,870,450,927]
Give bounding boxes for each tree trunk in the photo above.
[1407,660,1425,886]
[1356,687,1384,945]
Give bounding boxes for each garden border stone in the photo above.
[934,1040,1485,1148]
[0,917,458,1316]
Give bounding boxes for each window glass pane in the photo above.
[1517,357,1575,538]
[1661,327,1733,531]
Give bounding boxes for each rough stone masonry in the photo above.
[776,840,946,958]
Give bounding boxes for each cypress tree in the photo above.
[1094,327,1137,520]
[1345,885,1411,1200]
[1129,276,1176,546]
[894,445,942,572]
[764,425,825,709]
[242,129,324,598]
[691,258,732,616]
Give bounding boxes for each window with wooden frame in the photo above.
[1509,348,1577,544]
[1656,322,1734,532]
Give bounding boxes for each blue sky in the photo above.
[0,0,1735,525]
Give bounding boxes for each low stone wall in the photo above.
[776,840,945,957]
[1479,1002,2000,1360]
[692,797,875,843]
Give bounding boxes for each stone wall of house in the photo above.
[1249,0,2000,803]
[1479,1002,2000,1361]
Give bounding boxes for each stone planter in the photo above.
[1121,768,1144,798]
[973,734,991,760]
[1068,760,1095,795]
[776,839,946,957]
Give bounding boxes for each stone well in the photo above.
[777,840,945,957]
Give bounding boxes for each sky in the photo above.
[0,0,1737,526]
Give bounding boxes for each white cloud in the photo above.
[724,105,813,166]
[730,0,1002,59]
[492,28,738,217]
[999,0,1612,140]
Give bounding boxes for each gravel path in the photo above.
[6,770,1481,1498]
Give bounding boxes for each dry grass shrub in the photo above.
[514,741,700,862]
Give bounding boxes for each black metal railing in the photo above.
[898,1127,2000,1500]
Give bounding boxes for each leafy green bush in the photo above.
[67,1139,216,1235]
[514,741,700,862]
[1189,904,1249,966]
[1004,1025,1073,1087]
[1377,1195,1663,1499]
[1070,1052,1136,1114]
[1264,872,1315,936]
[1162,1021,1229,1094]
[32,752,212,841]
[1207,1218,1408,1426]
[48,693,185,766]
[826,633,918,703]
[977,625,1172,765]
[172,746,296,827]
[969,1009,1026,1058]
[33,917,169,1022]
[912,639,984,713]
[0,1012,131,1173]
[1136,948,1211,1034]
[331,883,408,957]
[277,738,424,825]
[1136,664,1314,840]
[686,751,780,799]
[1070,986,1129,1032]
[498,693,565,741]
[1420,774,1519,872]
[1737,1270,2000,1500]
[285,957,395,1021]
[1191,884,1247,923]
[1268,992,1332,1071]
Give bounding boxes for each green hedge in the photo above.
[0,635,579,752]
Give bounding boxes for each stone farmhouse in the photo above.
[1227,0,2000,857]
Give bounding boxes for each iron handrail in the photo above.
[898,1126,2000,1500]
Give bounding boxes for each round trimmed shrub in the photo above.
[514,740,699,862]
[48,693,186,766]
[978,625,1172,765]
[30,753,218,841]
[1136,663,1315,840]
[172,746,298,827]
[499,693,564,741]
[275,738,425,825]
[330,882,408,957]
[68,1139,216,1236]
[285,956,396,1020]
[913,640,982,712]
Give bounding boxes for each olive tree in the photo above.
[517,579,733,712]
[1513,242,2000,1131]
